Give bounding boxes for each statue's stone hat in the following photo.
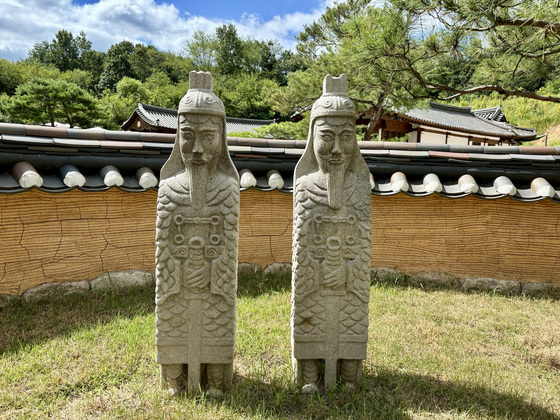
[178,71,226,117]
[310,74,355,120]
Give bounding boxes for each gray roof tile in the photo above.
[401,102,536,140]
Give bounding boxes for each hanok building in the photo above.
[121,102,275,135]
[358,102,538,146]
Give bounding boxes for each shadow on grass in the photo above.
[237,268,291,298]
[206,368,559,420]
[0,285,157,355]
[0,270,291,355]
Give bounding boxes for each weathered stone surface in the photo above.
[90,270,154,291]
[238,262,263,275]
[371,267,404,283]
[0,294,14,308]
[409,271,460,289]
[291,74,371,392]
[22,280,89,301]
[263,262,291,275]
[522,282,560,298]
[155,71,239,396]
[463,276,521,294]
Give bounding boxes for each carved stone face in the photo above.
[313,116,354,174]
[179,113,222,172]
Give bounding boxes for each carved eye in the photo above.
[342,133,353,141]
[204,133,215,140]
[183,131,194,139]
[320,133,333,141]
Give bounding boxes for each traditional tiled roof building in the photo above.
[358,103,538,145]
[121,102,275,134]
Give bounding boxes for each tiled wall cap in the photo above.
[239,168,257,188]
[369,173,375,190]
[136,167,158,189]
[531,177,555,198]
[12,162,43,189]
[390,172,409,193]
[458,174,479,194]
[100,165,124,187]
[266,169,284,190]
[59,164,86,188]
[493,176,517,196]
[422,173,443,194]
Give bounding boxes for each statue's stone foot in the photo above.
[342,381,357,391]
[207,387,224,397]
[166,386,182,396]
[301,383,320,394]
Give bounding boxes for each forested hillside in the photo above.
[3,1,560,144]
[0,25,301,130]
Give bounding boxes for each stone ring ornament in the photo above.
[347,215,356,225]
[346,236,356,245]
[174,215,185,225]
[326,236,342,251]
[210,215,220,225]
[189,237,204,249]
[174,234,185,245]
[313,214,323,224]
[209,234,221,245]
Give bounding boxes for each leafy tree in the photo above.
[130,44,166,82]
[215,24,245,75]
[214,72,279,119]
[6,78,105,127]
[0,58,24,95]
[277,0,560,139]
[97,41,136,92]
[184,30,218,71]
[28,30,94,73]
[159,53,195,83]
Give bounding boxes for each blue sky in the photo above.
[71,0,324,21]
[0,0,332,61]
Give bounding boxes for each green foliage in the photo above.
[97,40,136,92]
[0,58,24,96]
[273,0,560,140]
[214,72,279,119]
[184,30,218,71]
[230,114,310,140]
[28,30,92,73]
[5,77,105,128]
[215,24,245,75]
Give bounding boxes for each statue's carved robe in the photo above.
[292,171,371,384]
[155,171,239,383]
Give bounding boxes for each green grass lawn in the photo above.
[1,272,559,419]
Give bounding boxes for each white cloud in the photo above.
[0,0,332,60]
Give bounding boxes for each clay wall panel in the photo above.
[0,189,559,295]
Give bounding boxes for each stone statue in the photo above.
[155,71,239,396]
[291,74,371,392]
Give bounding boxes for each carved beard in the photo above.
[187,163,210,208]
[326,162,345,210]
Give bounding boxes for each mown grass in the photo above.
[1,271,559,419]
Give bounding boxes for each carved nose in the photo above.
[192,138,204,154]
[331,139,342,154]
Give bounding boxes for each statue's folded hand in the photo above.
[186,266,209,291]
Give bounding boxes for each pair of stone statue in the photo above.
[155,71,371,396]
